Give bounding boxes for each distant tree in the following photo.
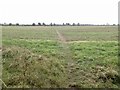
[32,23,36,26]
[50,23,53,26]
[68,23,71,26]
[106,23,110,26]
[66,23,70,26]
[42,23,46,26]
[53,23,56,26]
[72,23,76,26]
[9,23,12,26]
[63,23,65,26]
[3,23,7,26]
[38,23,41,26]
[16,23,19,26]
[77,23,80,26]
[113,24,116,26]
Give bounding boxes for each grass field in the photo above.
[2,26,120,88]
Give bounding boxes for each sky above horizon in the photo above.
[0,0,119,24]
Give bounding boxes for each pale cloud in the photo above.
[0,0,119,24]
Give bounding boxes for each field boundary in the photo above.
[68,41,118,43]
[3,39,118,43]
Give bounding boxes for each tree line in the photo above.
[0,23,118,26]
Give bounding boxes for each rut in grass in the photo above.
[55,29,80,87]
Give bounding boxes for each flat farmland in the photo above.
[2,26,118,41]
[58,26,118,41]
[2,26,58,40]
[2,26,120,88]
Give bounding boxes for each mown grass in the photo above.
[59,26,118,41]
[2,26,118,41]
[2,26,58,40]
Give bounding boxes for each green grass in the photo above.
[58,26,118,41]
[2,45,67,88]
[2,26,120,88]
[2,26,58,40]
[2,26,118,41]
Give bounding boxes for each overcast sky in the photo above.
[0,0,119,24]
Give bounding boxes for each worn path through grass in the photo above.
[55,29,80,87]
